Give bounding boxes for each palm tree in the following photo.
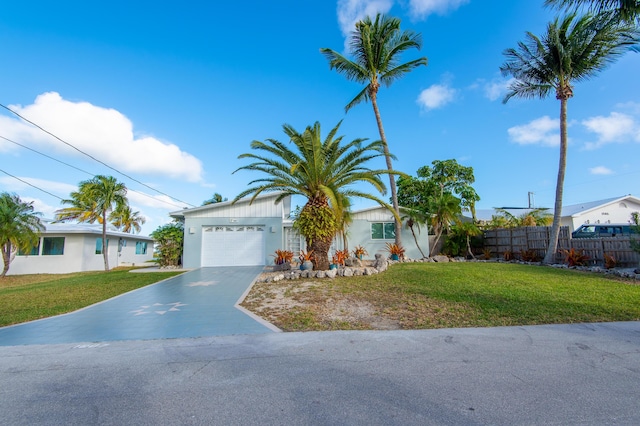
[546,1,640,22]
[500,12,639,264]
[202,193,227,205]
[56,175,128,271]
[110,206,146,234]
[402,208,429,258]
[234,121,395,270]
[453,221,483,259]
[494,208,553,228]
[321,13,428,248]
[0,193,44,277]
[429,192,462,254]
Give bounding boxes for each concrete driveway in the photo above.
[0,322,639,425]
[0,267,278,346]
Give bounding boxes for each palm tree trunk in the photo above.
[1,242,11,277]
[409,224,427,258]
[370,93,402,248]
[102,213,110,271]
[543,98,568,264]
[309,235,332,271]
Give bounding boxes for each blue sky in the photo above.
[1,0,639,235]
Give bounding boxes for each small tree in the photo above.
[0,193,44,277]
[150,221,184,268]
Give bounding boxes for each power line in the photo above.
[0,134,188,210]
[0,169,64,201]
[0,103,196,207]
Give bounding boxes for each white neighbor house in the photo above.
[8,221,155,275]
[171,192,429,269]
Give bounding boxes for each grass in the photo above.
[0,268,183,326]
[242,262,640,331]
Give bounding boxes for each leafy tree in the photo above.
[56,175,128,271]
[500,13,639,264]
[110,206,146,234]
[445,221,483,259]
[321,13,428,248]
[234,121,394,270]
[150,221,184,268]
[0,193,44,277]
[202,193,227,205]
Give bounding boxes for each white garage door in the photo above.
[201,225,265,267]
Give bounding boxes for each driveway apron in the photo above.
[0,266,276,346]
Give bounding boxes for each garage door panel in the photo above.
[201,225,265,267]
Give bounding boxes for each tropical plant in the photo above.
[492,208,553,228]
[202,193,228,205]
[234,121,395,270]
[331,249,350,266]
[402,208,428,258]
[56,175,128,271]
[449,222,483,259]
[353,245,368,259]
[109,206,145,234]
[429,192,463,254]
[299,249,314,263]
[500,12,639,264]
[0,193,44,277]
[150,221,184,268]
[321,13,428,248]
[562,248,590,267]
[272,249,294,265]
[630,211,640,258]
[385,242,405,259]
[603,252,618,269]
[521,249,542,262]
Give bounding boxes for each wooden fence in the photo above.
[483,226,640,266]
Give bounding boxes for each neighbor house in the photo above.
[8,221,155,275]
[170,192,429,269]
[475,195,640,232]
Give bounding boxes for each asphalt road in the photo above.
[1,322,639,425]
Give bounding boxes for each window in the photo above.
[95,238,109,254]
[18,240,40,256]
[135,241,147,255]
[42,237,65,255]
[371,222,395,240]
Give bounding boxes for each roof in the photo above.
[170,191,288,218]
[41,221,154,241]
[562,195,640,217]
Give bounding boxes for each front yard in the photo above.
[241,262,640,331]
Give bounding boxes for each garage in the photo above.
[201,225,265,267]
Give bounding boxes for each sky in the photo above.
[1,0,639,236]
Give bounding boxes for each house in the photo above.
[475,195,640,232]
[8,221,155,275]
[170,192,429,269]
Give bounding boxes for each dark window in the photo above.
[18,240,40,256]
[42,237,65,255]
[135,241,147,255]
[371,222,396,240]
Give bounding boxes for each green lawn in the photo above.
[0,268,183,326]
[243,262,640,331]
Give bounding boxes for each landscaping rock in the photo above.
[353,268,363,276]
[325,269,337,278]
[363,267,378,275]
[432,255,450,263]
[316,271,326,278]
[373,254,388,272]
[343,268,354,277]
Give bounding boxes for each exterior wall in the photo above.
[569,199,640,231]
[181,217,283,268]
[346,219,429,260]
[8,234,154,275]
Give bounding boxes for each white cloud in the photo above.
[582,112,640,150]
[507,116,560,147]
[337,0,393,37]
[3,92,204,182]
[483,78,515,102]
[417,84,457,110]
[127,190,191,211]
[589,166,614,175]
[407,0,469,20]
[0,176,77,196]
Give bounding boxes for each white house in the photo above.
[8,221,155,275]
[475,195,640,232]
[170,193,429,269]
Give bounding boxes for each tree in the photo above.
[401,208,429,258]
[110,206,146,234]
[500,12,639,264]
[150,221,184,268]
[234,121,394,270]
[56,175,128,271]
[546,0,640,23]
[491,208,553,228]
[202,193,227,205]
[321,13,428,248]
[0,193,44,277]
[445,221,482,259]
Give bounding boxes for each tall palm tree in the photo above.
[56,175,128,271]
[500,12,639,264]
[429,192,462,254]
[0,193,44,277]
[234,121,395,270]
[110,206,146,234]
[321,13,428,249]
[546,0,640,22]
